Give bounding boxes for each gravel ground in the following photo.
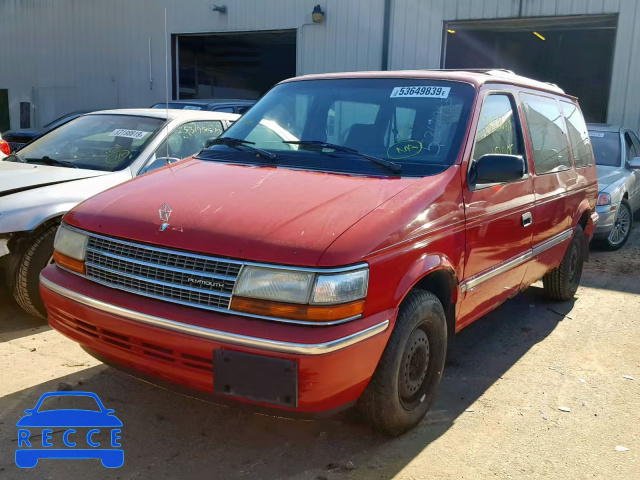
[0,221,638,479]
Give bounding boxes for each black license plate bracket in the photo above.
[213,349,298,407]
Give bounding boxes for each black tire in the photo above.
[597,199,633,251]
[543,225,585,301]
[358,289,447,436]
[11,224,58,318]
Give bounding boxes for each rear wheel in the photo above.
[600,199,633,251]
[11,224,58,318]
[543,225,585,301]
[358,289,447,436]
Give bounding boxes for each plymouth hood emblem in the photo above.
[159,203,172,231]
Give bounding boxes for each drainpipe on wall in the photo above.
[381,0,391,70]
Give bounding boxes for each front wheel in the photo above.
[543,225,585,301]
[11,224,58,318]
[600,199,633,251]
[358,289,447,436]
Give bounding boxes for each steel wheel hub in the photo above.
[399,328,430,402]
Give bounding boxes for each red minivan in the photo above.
[41,70,598,435]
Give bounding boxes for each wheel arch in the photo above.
[393,254,459,347]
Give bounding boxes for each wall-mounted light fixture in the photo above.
[533,31,546,40]
[312,5,324,23]
[447,29,456,34]
[212,4,227,14]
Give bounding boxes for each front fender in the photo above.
[393,253,459,307]
[0,202,76,234]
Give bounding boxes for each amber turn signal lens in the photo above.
[230,297,365,322]
[53,250,86,274]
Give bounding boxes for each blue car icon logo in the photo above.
[16,391,123,468]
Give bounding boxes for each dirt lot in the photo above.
[0,223,638,480]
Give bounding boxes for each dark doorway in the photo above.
[0,90,9,133]
[174,30,296,100]
[443,15,617,123]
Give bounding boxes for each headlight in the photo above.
[233,266,315,304]
[311,269,369,304]
[53,224,88,273]
[597,192,611,206]
[231,265,369,323]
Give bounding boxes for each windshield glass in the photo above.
[7,114,164,171]
[198,79,475,176]
[589,131,620,167]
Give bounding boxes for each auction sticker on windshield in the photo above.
[109,129,150,140]
[390,86,450,98]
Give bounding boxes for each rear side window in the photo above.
[520,93,572,174]
[560,101,593,168]
[472,93,524,161]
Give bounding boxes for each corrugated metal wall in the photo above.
[0,0,385,129]
[388,0,640,133]
[1,0,639,132]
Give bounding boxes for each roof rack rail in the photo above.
[421,68,516,75]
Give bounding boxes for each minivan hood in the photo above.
[66,160,417,266]
[596,165,626,191]
[0,161,109,197]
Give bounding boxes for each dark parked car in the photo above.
[150,99,255,114]
[2,110,92,152]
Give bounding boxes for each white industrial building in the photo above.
[1,0,639,133]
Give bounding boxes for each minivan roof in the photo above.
[281,69,573,99]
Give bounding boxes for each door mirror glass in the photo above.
[140,155,181,175]
[473,154,525,184]
[627,156,640,169]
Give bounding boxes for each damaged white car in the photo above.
[1,108,238,317]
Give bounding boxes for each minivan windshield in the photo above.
[6,114,164,171]
[198,79,475,176]
[589,131,621,167]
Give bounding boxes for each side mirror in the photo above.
[472,154,525,185]
[627,156,640,170]
[140,155,181,175]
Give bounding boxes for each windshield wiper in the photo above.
[207,137,277,161]
[283,140,402,174]
[24,156,78,168]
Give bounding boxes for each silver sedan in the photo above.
[588,123,640,250]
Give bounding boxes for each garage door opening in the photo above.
[174,30,296,100]
[443,15,617,123]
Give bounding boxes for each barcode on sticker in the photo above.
[390,86,450,98]
[589,132,604,138]
[109,129,150,140]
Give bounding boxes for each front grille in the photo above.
[85,234,242,312]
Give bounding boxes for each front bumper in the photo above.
[594,204,618,238]
[41,266,393,414]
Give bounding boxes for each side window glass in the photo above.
[560,101,592,168]
[143,120,223,174]
[624,132,638,160]
[630,132,640,159]
[520,93,572,174]
[472,94,523,161]
[155,120,224,160]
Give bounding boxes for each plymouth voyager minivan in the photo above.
[41,70,598,435]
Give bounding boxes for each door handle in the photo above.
[522,212,533,227]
